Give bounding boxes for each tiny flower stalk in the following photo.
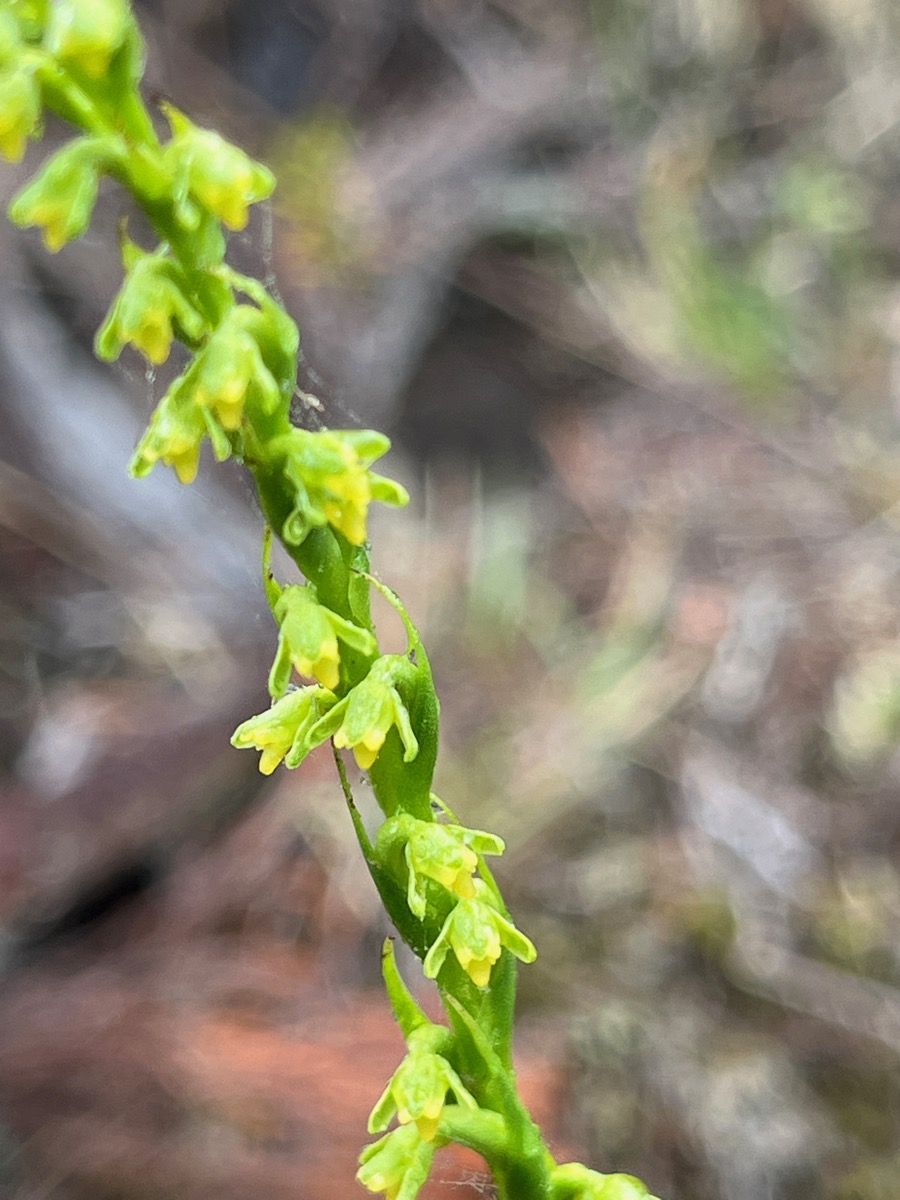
[1,6,660,1199]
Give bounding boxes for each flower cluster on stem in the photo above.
[0,5,660,1199]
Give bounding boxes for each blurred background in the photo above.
[1,0,900,1196]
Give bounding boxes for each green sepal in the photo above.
[340,429,391,462]
[369,472,410,508]
[380,938,429,1039]
[200,404,233,462]
[267,636,293,702]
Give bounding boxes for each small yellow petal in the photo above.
[171,450,200,484]
[258,747,282,774]
[353,743,379,770]
[415,1114,440,1142]
[464,957,493,989]
[0,131,26,162]
[315,656,340,690]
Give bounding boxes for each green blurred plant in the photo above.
[0,3,661,1198]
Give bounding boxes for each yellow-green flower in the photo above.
[278,428,409,548]
[309,654,418,770]
[376,812,505,919]
[129,393,210,484]
[230,685,337,775]
[96,242,206,365]
[357,1124,434,1200]
[423,881,536,989]
[268,583,376,695]
[163,105,274,231]
[369,1025,477,1143]
[44,0,132,78]
[9,135,117,251]
[0,62,40,163]
[192,308,280,430]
